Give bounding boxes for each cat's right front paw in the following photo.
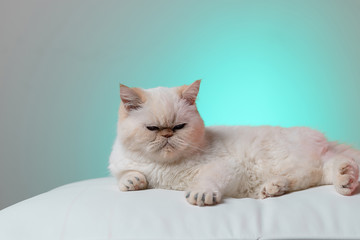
[185,189,222,206]
[118,171,148,191]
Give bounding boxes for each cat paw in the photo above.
[118,171,148,191]
[259,178,289,199]
[334,159,359,195]
[185,189,222,206]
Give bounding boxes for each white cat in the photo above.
[109,80,360,206]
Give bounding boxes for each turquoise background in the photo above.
[1,0,360,209]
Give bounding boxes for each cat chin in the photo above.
[158,151,182,163]
[146,148,185,164]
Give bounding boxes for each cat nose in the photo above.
[160,129,173,138]
[163,133,173,138]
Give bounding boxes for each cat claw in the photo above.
[118,172,148,191]
[185,189,222,206]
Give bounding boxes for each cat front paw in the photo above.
[118,171,148,191]
[185,189,222,206]
[334,159,359,195]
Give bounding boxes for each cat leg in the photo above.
[259,177,289,199]
[185,161,231,206]
[259,167,324,199]
[323,156,359,195]
[117,170,148,191]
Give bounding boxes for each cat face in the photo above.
[117,80,205,162]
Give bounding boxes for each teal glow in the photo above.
[108,1,360,147]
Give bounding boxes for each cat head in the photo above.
[117,80,205,163]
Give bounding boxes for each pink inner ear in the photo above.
[120,85,144,111]
[182,80,201,105]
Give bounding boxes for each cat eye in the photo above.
[146,126,160,131]
[173,123,186,131]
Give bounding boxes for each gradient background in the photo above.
[1,0,360,210]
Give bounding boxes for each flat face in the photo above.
[118,86,205,162]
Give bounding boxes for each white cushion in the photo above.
[0,177,359,240]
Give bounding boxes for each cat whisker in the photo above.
[172,137,207,153]
[148,139,173,152]
[147,140,163,152]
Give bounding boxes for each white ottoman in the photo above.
[0,177,359,240]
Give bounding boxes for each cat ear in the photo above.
[181,80,201,105]
[119,84,144,111]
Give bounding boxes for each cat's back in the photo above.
[204,125,328,163]
[205,125,279,144]
[205,125,324,142]
[205,125,326,153]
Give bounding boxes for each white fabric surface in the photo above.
[0,177,360,240]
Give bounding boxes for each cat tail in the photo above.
[328,141,360,166]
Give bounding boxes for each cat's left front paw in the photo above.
[185,189,222,206]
